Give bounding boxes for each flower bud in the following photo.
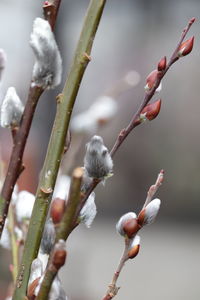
[79,192,96,228]
[15,191,35,222]
[128,235,141,259]
[28,277,40,300]
[123,218,141,238]
[52,240,67,270]
[29,258,43,285]
[30,18,62,89]
[178,36,194,57]
[0,87,24,128]
[141,99,161,121]
[50,198,66,224]
[138,198,161,226]
[157,56,167,71]
[116,212,138,237]
[144,70,158,91]
[84,136,113,179]
[40,218,56,254]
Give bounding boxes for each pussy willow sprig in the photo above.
[101,171,163,300]
[0,0,62,238]
[12,1,107,299]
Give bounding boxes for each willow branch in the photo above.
[70,17,195,226]
[43,0,62,30]
[12,1,107,299]
[0,86,43,236]
[110,18,195,158]
[0,0,63,238]
[35,168,83,300]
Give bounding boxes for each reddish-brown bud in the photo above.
[50,198,66,224]
[128,244,140,259]
[141,99,161,121]
[52,240,67,270]
[53,250,67,269]
[178,36,194,57]
[137,208,146,226]
[157,56,167,71]
[27,277,40,300]
[145,70,158,90]
[123,218,140,238]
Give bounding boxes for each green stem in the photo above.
[35,167,83,300]
[56,167,83,241]
[8,205,19,282]
[12,1,106,298]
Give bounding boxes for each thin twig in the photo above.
[0,0,63,238]
[43,0,62,30]
[110,18,195,158]
[102,238,130,300]
[143,169,164,208]
[12,1,107,299]
[0,86,43,236]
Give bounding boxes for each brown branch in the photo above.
[110,18,195,157]
[0,86,43,234]
[0,1,62,238]
[43,0,62,31]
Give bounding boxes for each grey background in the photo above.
[0,1,199,299]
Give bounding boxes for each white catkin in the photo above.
[143,198,161,225]
[15,190,35,222]
[30,18,62,89]
[0,87,24,128]
[53,174,71,200]
[0,219,11,249]
[116,212,137,236]
[84,135,113,179]
[40,218,56,254]
[129,235,141,249]
[29,258,43,285]
[80,192,97,228]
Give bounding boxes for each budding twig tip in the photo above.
[189,17,196,24]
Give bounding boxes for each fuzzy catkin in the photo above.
[84,135,113,179]
[30,18,62,89]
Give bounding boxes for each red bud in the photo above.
[128,244,140,259]
[53,249,67,269]
[137,208,146,226]
[123,218,140,238]
[178,36,194,57]
[157,56,167,71]
[50,198,66,224]
[27,277,40,300]
[145,70,158,90]
[141,99,161,121]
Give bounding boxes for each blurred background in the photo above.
[0,0,200,299]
